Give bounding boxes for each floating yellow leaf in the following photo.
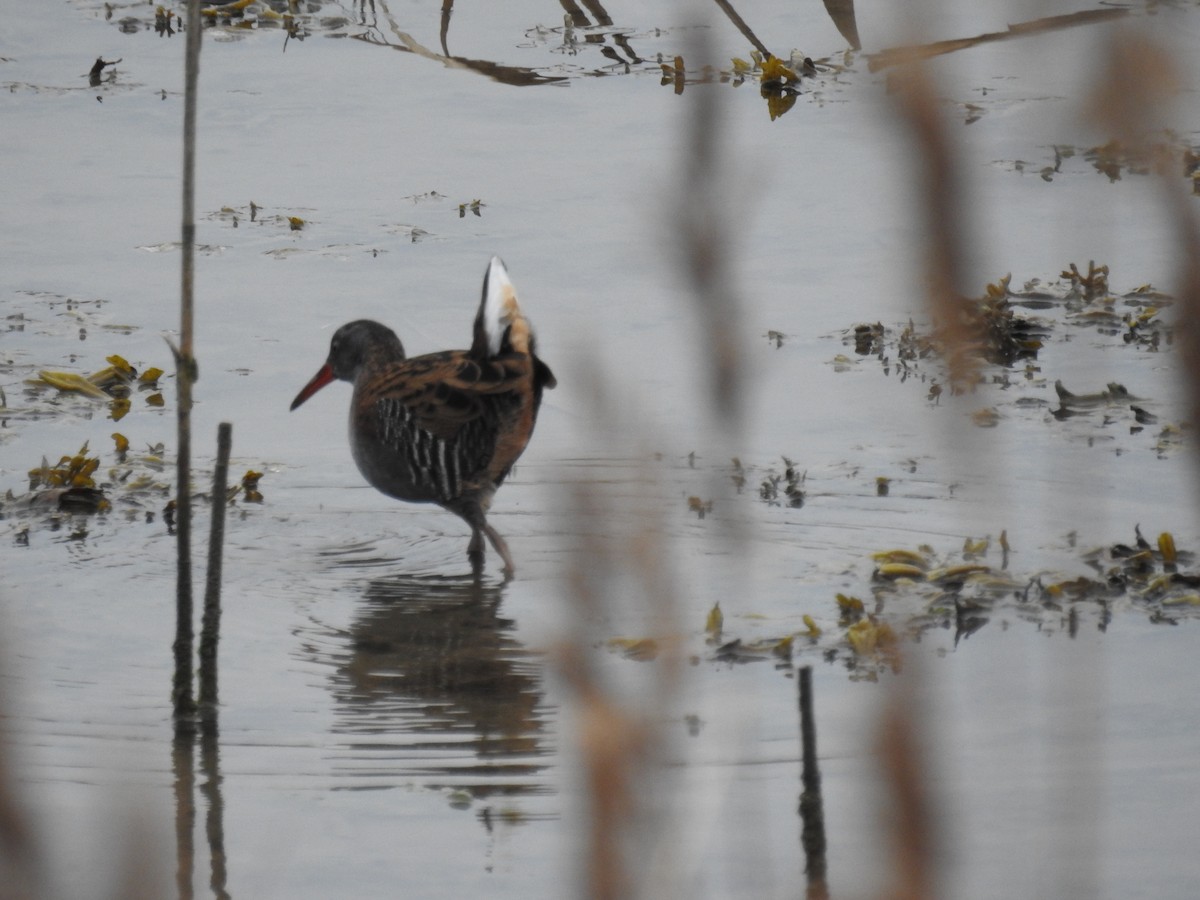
[139,366,165,385]
[874,563,926,581]
[802,615,821,637]
[871,549,928,568]
[759,54,798,85]
[927,564,991,584]
[87,366,126,391]
[112,433,130,453]
[963,536,990,558]
[34,370,110,399]
[71,457,100,487]
[705,602,723,637]
[985,274,1011,298]
[29,443,101,490]
[288,216,305,231]
[202,0,256,15]
[242,469,264,503]
[836,593,864,614]
[109,398,131,421]
[730,56,753,74]
[846,617,897,656]
[146,392,165,407]
[1158,532,1177,564]
[105,354,136,378]
[1162,594,1200,606]
[122,473,158,491]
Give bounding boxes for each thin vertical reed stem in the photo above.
[173,0,202,723]
[199,422,231,710]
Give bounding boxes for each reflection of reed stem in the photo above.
[199,423,232,709]
[172,730,197,900]
[173,0,203,724]
[797,666,829,898]
[200,723,230,899]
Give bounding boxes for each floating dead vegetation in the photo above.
[1003,132,1200,193]
[757,456,805,508]
[700,526,1199,680]
[5,291,139,341]
[659,48,841,120]
[458,199,486,218]
[829,263,1184,441]
[95,0,314,40]
[203,199,449,250]
[19,353,168,422]
[3,434,268,534]
[205,202,316,235]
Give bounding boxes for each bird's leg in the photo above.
[467,528,486,575]
[459,501,514,578]
[482,521,515,579]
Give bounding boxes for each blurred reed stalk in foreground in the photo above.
[561,24,752,899]
[568,6,1200,899]
[1084,31,1200,434]
[558,370,685,900]
[882,13,1198,900]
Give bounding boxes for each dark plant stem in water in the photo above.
[797,666,829,898]
[173,0,202,725]
[200,422,231,710]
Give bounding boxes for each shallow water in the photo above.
[3,1,1200,897]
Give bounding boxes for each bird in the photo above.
[290,256,556,577]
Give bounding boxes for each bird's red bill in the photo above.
[290,363,335,411]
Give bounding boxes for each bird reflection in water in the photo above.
[325,574,550,795]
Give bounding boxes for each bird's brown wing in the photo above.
[361,350,530,439]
